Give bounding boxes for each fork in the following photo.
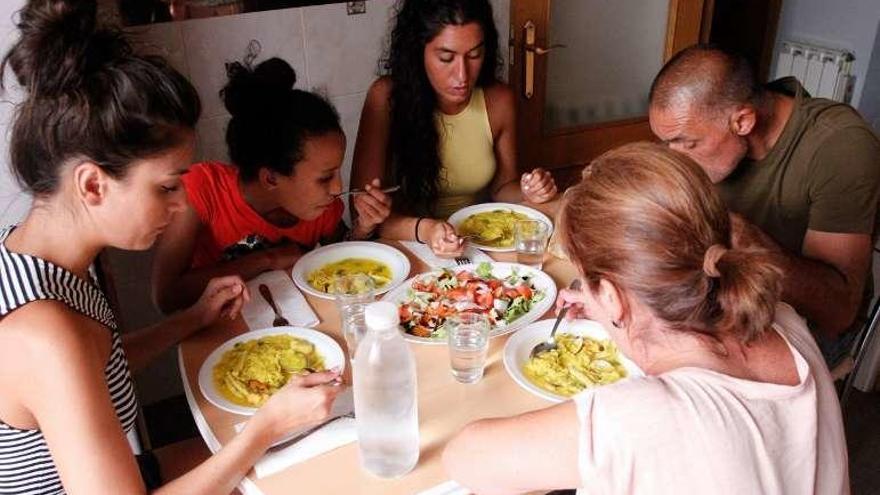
[258,284,290,327]
[269,411,356,452]
[334,185,401,198]
[454,256,472,266]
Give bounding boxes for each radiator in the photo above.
[773,41,854,103]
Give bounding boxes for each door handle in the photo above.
[525,43,567,55]
[523,20,566,99]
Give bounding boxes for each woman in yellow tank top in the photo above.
[351,0,557,256]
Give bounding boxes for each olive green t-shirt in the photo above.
[718,77,880,362]
[718,77,880,254]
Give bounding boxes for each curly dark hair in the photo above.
[383,0,500,215]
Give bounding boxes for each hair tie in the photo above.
[702,244,728,278]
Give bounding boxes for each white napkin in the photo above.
[234,387,357,479]
[416,480,471,495]
[242,270,319,329]
[400,241,493,269]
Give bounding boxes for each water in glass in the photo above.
[515,220,550,269]
[333,274,375,361]
[446,313,490,383]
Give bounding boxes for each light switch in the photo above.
[347,1,366,15]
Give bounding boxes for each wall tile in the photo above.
[180,8,306,119]
[126,21,190,79]
[302,0,396,97]
[195,114,231,163]
[330,91,368,225]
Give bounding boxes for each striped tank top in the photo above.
[0,227,139,495]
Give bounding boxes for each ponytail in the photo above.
[712,248,783,343]
[561,142,783,344]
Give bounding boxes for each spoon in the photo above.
[530,279,582,358]
[334,185,401,198]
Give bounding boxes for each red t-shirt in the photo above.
[182,162,344,268]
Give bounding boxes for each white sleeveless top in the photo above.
[0,227,139,495]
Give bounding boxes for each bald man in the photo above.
[648,44,880,366]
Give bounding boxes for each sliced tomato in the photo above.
[504,288,521,300]
[399,305,412,321]
[515,285,533,299]
[446,288,470,301]
[475,291,494,309]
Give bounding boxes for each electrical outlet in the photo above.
[347,1,366,15]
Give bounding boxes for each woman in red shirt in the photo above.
[154,57,390,311]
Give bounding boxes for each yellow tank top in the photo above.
[434,87,496,218]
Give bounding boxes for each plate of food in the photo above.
[198,327,346,415]
[382,261,557,344]
[448,202,553,252]
[292,241,411,300]
[503,319,643,402]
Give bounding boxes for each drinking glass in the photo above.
[332,273,376,361]
[445,313,490,383]
[514,220,551,269]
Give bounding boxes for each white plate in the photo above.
[503,319,643,403]
[198,326,346,415]
[291,241,411,300]
[381,262,557,345]
[447,202,554,252]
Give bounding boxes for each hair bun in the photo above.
[253,57,296,91]
[3,0,129,97]
[222,57,297,117]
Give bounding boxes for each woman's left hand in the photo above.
[186,275,250,327]
[521,168,557,204]
[352,178,392,238]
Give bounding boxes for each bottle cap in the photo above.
[364,301,400,331]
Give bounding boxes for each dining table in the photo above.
[177,201,579,495]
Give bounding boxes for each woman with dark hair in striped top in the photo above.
[0,1,341,494]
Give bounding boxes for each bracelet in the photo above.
[414,217,426,244]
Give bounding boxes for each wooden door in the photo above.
[510,0,706,186]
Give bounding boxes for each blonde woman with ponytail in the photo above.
[443,143,848,495]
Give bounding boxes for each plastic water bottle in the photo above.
[353,301,420,478]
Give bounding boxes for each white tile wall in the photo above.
[181,9,308,120]
[126,21,189,79]
[303,2,396,97]
[194,114,230,163]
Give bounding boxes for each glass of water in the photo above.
[445,313,490,384]
[514,220,550,269]
[332,273,376,361]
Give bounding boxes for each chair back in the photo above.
[840,296,880,411]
